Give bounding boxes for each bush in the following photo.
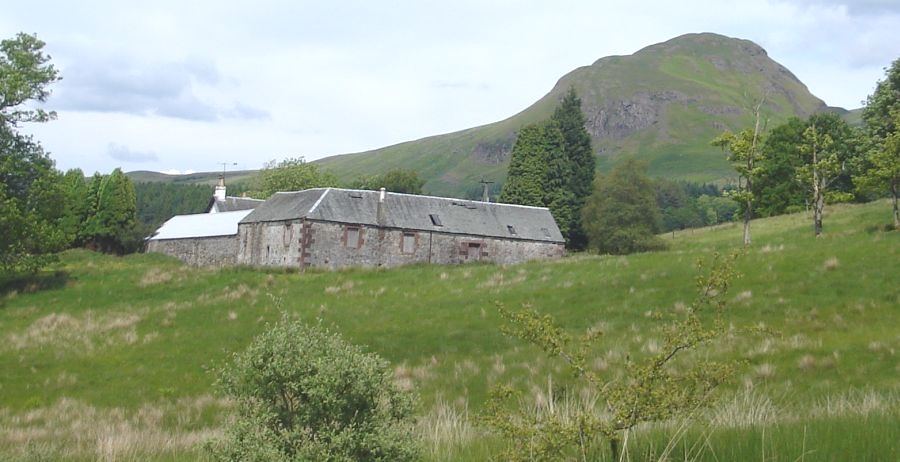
[207,317,419,461]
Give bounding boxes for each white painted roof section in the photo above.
[307,187,330,215]
[149,209,253,240]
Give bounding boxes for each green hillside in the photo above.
[126,169,257,186]
[0,201,897,460]
[317,33,830,197]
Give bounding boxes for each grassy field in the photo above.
[0,201,897,461]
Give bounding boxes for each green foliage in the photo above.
[712,118,764,244]
[755,117,808,217]
[248,157,339,199]
[79,169,140,253]
[134,182,214,227]
[499,124,548,207]
[208,316,419,461]
[0,33,60,126]
[581,159,666,254]
[0,33,64,279]
[858,59,900,228]
[0,201,897,460]
[346,168,425,194]
[551,87,595,250]
[500,89,594,246]
[58,169,88,247]
[795,115,854,236]
[862,57,900,141]
[483,252,746,461]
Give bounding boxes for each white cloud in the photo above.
[3,0,899,175]
[107,143,158,163]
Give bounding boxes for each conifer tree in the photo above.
[551,86,595,250]
[80,169,138,253]
[499,123,548,207]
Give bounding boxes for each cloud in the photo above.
[52,54,263,121]
[107,143,158,163]
[778,0,900,15]
[226,103,271,120]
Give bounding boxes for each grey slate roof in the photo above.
[240,188,565,243]
[206,196,265,213]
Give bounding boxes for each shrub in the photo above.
[207,317,419,461]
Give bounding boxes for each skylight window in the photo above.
[507,225,517,235]
[429,214,442,226]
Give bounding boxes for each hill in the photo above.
[126,169,257,186]
[1,201,897,460]
[315,32,830,197]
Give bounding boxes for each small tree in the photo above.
[712,102,765,245]
[346,168,425,194]
[483,252,746,461]
[581,159,665,255]
[249,157,339,199]
[207,317,419,462]
[795,115,854,237]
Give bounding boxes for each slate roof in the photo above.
[206,196,265,213]
[150,209,254,240]
[240,188,565,243]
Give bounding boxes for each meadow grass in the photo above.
[0,200,896,460]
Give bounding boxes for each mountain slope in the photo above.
[316,33,828,197]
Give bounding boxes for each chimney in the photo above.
[214,175,226,201]
[479,179,494,202]
[376,187,386,226]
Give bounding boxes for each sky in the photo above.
[2,0,899,176]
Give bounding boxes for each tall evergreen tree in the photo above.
[542,121,575,238]
[59,168,88,247]
[551,87,595,250]
[80,169,138,253]
[499,124,548,207]
[501,88,594,248]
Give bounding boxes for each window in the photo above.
[466,242,482,260]
[401,232,416,254]
[429,214,442,226]
[507,225,517,235]
[283,223,293,246]
[541,227,551,238]
[345,226,360,249]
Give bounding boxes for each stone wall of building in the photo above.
[237,219,564,270]
[147,235,239,266]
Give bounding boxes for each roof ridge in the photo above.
[319,187,552,211]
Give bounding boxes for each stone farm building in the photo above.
[149,187,565,269]
[147,209,253,266]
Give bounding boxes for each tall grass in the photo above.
[0,200,896,460]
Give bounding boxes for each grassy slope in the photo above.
[317,33,828,196]
[126,170,258,186]
[0,201,897,460]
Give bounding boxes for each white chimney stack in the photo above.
[214,175,226,201]
[377,187,386,225]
